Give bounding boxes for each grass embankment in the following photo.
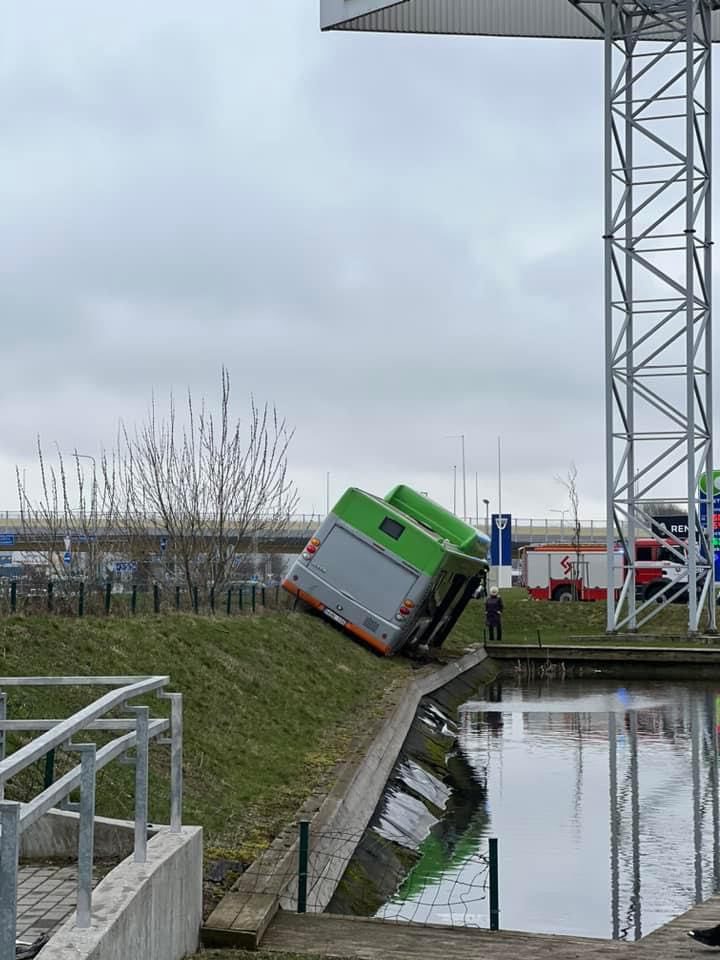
[0,613,411,859]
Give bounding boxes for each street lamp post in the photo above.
[550,508,569,533]
[483,498,490,537]
[446,435,466,521]
[452,465,457,515]
[74,452,98,581]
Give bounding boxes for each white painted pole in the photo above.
[498,436,503,581]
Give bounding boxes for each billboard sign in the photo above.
[699,471,720,579]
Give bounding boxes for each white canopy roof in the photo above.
[320,0,720,41]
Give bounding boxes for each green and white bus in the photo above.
[282,485,489,656]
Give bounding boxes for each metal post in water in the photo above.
[608,711,620,939]
[629,712,641,939]
[0,801,20,958]
[297,820,309,913]
[709,694,720,892]
[75,743,97,928]
[489,837,499,930]
[692,704,703,903]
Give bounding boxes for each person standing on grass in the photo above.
[485,586,504,643]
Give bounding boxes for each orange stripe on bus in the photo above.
[344,621,391,656]
[282,580,326,612]
[282,579,391,656]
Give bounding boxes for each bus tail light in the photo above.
[303,537,321,560]
[399,606,410,616]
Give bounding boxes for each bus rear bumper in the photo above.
[282,578,393,655]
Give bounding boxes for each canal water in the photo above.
[376,677,720,939]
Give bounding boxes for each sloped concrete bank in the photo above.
[202,647,498,949]
[327,667,497,917]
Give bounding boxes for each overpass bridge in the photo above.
[0,513,609,556]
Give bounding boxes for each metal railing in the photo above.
[0,676,183,958]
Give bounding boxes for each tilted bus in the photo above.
[282,484,489,656]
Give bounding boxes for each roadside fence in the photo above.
[0,579,294,618]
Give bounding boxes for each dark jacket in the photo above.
[485,595,504,626]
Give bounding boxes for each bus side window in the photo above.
[658,547,677,563]
[636,546,653,561]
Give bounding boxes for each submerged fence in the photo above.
[231,821,499,932]
[0,676,183,957]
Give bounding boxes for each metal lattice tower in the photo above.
[597,0,715,632]
[320,0,717,634]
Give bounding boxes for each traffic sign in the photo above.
[0,535,15,547]
[63,551,71,565]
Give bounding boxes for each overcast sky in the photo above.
[2,1,707,523]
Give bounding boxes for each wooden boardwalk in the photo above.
[261,896,720,959]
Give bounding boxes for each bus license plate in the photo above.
[323,608,347,626]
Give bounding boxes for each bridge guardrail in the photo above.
[0,513,611,543]
[0,676,183,957]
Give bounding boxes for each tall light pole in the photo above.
[325,472,330,516]
[497,436,503,578]
[475,472,479,526]
[483,498,490,537]
[550,507,569,532]
[74,452,98,581]
[452,465,457,515]
[446,435,466,520]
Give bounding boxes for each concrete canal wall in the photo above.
[202,646,499,948]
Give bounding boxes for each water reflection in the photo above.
[381,679,720,939]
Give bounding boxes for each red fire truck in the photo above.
[520,540,683,602]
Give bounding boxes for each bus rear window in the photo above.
[380,516,405,540]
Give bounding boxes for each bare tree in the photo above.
[114,368,297,598]
[16,442,120,589]
[556,462,582,600]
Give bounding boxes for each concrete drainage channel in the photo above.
[202,648,499,949]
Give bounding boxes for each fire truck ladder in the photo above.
[597,0,716,632]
